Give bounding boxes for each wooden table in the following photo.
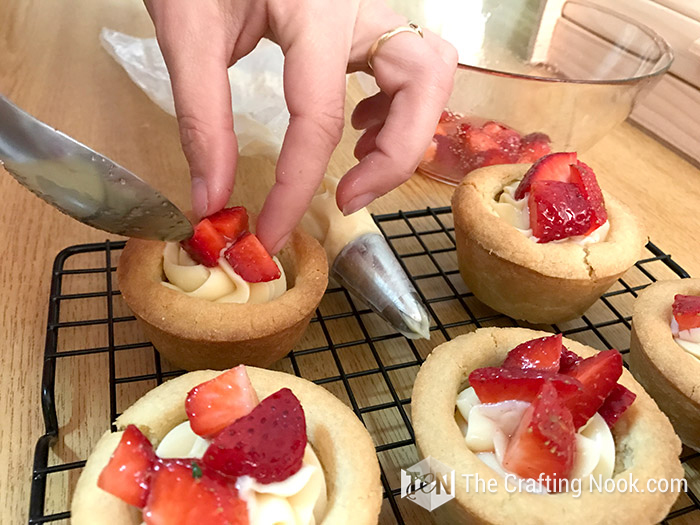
[1,1,699,523]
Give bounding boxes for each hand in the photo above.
[145,0,457,253]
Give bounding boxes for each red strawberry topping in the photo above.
[598,383,636,428]
[558,348,583,374]
[517,132,552,164]
[672,294,700,332]
[186,365,259,439]
[207,207,249,241]
[203,388,307,484]
[503,333,563,372]
[224,232,281,283]
[181,219,227,267]
[97,424,157,508]
[469,367,583,404]
[569,162,607,232]
[514,152,577,199]
[529,181,594,242]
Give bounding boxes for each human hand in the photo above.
[145,0,457,253]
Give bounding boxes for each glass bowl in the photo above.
[416,0,673,185]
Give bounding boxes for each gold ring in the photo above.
[367,22,424,71]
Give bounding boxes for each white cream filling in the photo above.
[156,421,327,525]
[161,243,286,304]
[456,386,615,493]
[671,317,700,360]
[492,181,610,245]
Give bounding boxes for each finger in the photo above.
[354,123,382,160]
[351,91,391,130]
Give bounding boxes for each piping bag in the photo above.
[100,29,430,339]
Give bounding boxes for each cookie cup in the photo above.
[629,279,700,450]
[412,327,682,525]
[451,164,646,323]
[117,226,328,370]
[71,366,383,524]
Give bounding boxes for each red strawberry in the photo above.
[565,349,623,429]
[503,334,563,372]
[514,151,577,199]
[569,162,607,232]
[502,382,575,488]
[144,459,248,525]
[482,121,508,136]
[203,388,307,484]
[181,219,227,267]
[517,132,552,164]
[224,232,281,283]
[97,425,156,508]
[463,128,500,153]
[528,181,594,242]
[479,149,513,168]
[598,384,636,428]
[186,365,259,439]
[558,348,582,374]
[207,207,249,241]
[439,110,457,123]
[468,367,583,404]
[672,294,700,332]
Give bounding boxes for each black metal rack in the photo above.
[29,206,699,524]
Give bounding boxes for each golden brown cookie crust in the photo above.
[71,367,383,525]
[412,327,683,525]
[629,279,700,450]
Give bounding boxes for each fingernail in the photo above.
[191,177,208,218]
[270,233,291,255]
[342,192,377,216]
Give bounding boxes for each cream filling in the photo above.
[161,243,286,304]
[156,421,328,525]
[456,386,615,493]
[301,175,380,263]
[671,317,700,360]
[492,181,610,245]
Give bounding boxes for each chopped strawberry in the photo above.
[207,207,249,241]
[97,425,156,508]
[672,294,700,332]
[514,151,577,199]
[144,459,248,525]
[224,232,281,283]
[564,349,623,429]
[502,382,575,488]
[529,181,594,242]
[517,132,552,164]
[482,121,508,136]
[468,367,583,404]
[479,149,514,168]
[558,348,582,374]
[463,128,500,153]
[439,110,457,123]
[569,162,607,232]
[203,388,307,484]
[503,334,563,372]
[181,219,228,267]
[598,384,636,428]
[186,365,259,439]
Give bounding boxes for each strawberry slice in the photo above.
[517,132,552,164]
[144,459,248,525]
[503,334,563,372]
[203,388,307,484]
[564,349,623,429]
[598,384,636,428]
[223,232,281,283]
[558,348,582,374]
[185,365,259,439]
[463,128,500,153]
[181,219,227,267]
[672,294,700,332]
[514,151,577,199]
[529,180,594,242]
[569,162,607,233]
[97,425,156,508]
[468,367,583,404]
[502,382,575,488]
[479,149,515,167]
[207,207,249,241]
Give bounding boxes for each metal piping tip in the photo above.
[331,233,431,340]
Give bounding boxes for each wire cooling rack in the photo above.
[29,206,700,524]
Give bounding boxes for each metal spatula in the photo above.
[0,94,192,241]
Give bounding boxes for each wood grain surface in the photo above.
[1,1,699,523]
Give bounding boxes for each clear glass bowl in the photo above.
[416,0,673,185]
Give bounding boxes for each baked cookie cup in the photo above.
[71,366,383,525]
[451,164,646,324]
[412,327,683,525]
[117,226,328,371]
[629,279,700,451]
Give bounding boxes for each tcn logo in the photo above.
[400,456,455,511]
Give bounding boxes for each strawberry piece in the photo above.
[439,110,457,123]
[529,180,594,242]
[502,382,575,488]
[598,384,636,428]
[463,128,500,153]
[672,294,700,332]
[517,132,552,164]
[207,207,249,241]
[503,334,563,372]
[468,367,583,403]
[558,348,582,374]
[186,365,259,439]
[97,425,156,508]
[224,232,281,283]
[479,149,514,168]
[569,162,607,233]
[203,388,307,484]
[144,459,248,525]
[181,219,227,267]
[565,349,623,429]
[514,151,577,199]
